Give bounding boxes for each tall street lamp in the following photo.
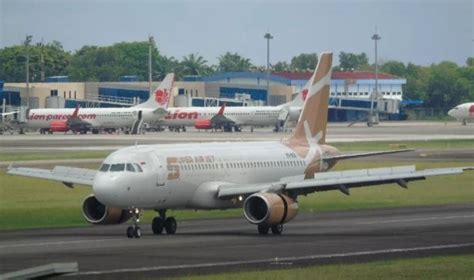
[25,35,32,108]
[148,35,155,97]
[264,32,273,105]
[369,30,381,127]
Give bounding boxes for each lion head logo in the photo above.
[154,89,169,106]
[302,89,308,101]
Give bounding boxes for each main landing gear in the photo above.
[257,224,283,235]
[126,208,142,238]
[152,209,177,235]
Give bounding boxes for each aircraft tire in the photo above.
[165,217,177,234]
[152,217,164,234]
[126,226,134,238]
[271,224,283,235]
[134,226,142,238]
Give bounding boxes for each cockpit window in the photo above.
[133,163,143,172]
[99,164,110,172]
[126,163,136,172]
[110,163,125,172]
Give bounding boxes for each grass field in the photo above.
[1,159,473,230]
[171,254,474,280]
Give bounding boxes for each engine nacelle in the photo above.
[82,195,132,225]
[243,193,298,226]
[49,121,68,132]
[194,119,212,129]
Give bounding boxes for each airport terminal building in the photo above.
[1,71,406,121]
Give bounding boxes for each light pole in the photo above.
[148,35,155,97]
[264,32,273,105]
[369,29,381,126]
[25,35,32,108]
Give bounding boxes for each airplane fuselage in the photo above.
[158,106,301,127]
[18,107,156,130]
[93,141,339,210]
[448,102,474,124]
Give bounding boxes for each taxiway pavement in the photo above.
[0,204,473,279]
[0,121,473,153]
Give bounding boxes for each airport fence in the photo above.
[402,107,452,121]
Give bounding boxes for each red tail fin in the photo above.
[71,105,80,118]
[217,103,226,115]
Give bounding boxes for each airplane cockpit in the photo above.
[99,163,144,173]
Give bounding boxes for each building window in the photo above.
[74,91,77,99]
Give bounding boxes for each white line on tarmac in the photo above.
[70,243,474,276]
[0,238,122,249]
[357,215,474,225]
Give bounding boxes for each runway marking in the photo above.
[357,214,474,225]
[0,238,122,249]
[69,242,474,276]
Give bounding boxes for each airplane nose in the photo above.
[93,174,118,205]
[447,109,454,117]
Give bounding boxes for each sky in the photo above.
[0,0,472,66]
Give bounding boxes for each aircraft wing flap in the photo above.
[7,165,96,186]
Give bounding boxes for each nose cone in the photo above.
[448,109,454,117]
[93,173,122,207]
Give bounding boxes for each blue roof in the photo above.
[203,72,291,85]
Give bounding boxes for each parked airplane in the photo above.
[159,84,307,132]
[448,102,474,125]
[9,74,174,134]
[8,52,472,238]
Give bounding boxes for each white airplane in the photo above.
[8,52,472,238]
[448,102,474,125]
[158,85,307,132]
[9,74,174,134]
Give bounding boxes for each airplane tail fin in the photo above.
[288,73,315,107]
[286,52,333,146]
[71,105,80,118]
[217,103,226,115]
[134,73,175,109]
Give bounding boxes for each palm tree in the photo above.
[180,53,210,76]
[217,52,253,72]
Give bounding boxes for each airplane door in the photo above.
[149,152,170,204]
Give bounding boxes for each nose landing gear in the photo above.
[126,208,142,238]
[152,209,177,235]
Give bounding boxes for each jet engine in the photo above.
[243,193,298,226]
[194,119,213,130]
[82,195,132,225]
[49,121,68,132]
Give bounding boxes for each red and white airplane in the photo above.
[12,74,174,134]
[448,102,474,125]
[158,84,309,132]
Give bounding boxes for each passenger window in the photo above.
[126,163,135,172]
[110,163,125,172]
[99,164,110,172]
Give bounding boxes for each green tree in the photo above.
[0,41,70,82]
[337,52,369,71]
[180,53,211,76]
[290,53,318,70]
[217,52,253,72]
[425,61,468,108]
[381,60,406,77]
[155,55,181,80]
[272,61,290,72]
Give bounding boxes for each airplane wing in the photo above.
[217,165,473,199]
[7,165,96,187]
